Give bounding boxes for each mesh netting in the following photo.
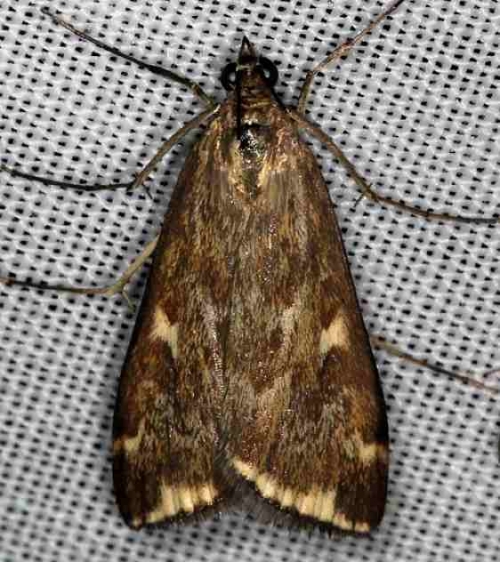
[1,1,499,560]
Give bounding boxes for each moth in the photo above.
[0,1,411,535]
[14,0,494,535]
[2,0,498,538]
[112,39,390,532]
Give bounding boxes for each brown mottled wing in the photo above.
[224,117,389,534]
[112,112,242,529]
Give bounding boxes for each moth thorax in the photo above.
[239,83,276,110]
[239,123,270,156]
[228,123,270,201]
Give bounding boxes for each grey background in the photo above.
[1,0,499,560]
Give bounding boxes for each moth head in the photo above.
[220,36,278,92]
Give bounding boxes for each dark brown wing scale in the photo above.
[222,108,388,533]
[113,38,388,533]
[112,112,245,528]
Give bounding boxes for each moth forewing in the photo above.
[113,37,388,533]
[111,113,233,528]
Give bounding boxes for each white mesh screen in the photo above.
[1,0,499,560]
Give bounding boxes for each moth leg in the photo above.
[1,106,218,194]
[289,109,500,225]
[371,335,499,396]
[40,7,216,107]
[297,0,405,113]
[0,236,159,310]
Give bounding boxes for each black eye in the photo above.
[220,57,279,91]
[258,57,278,87]
[221,62,237,91]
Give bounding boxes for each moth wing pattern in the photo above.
[112,113,247,529]
[221,81,389,532]
[113,38,388,534]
